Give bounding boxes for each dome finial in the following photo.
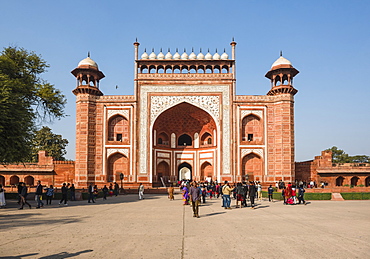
[280,50,283,57]
[152,48,154,52]
[160,48,162,52]
[135,37,138,42]
[200,48,202,53]
[192,47,194,52]
[88,51,90,58]
[168,48,170,52]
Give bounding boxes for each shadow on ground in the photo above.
[0,249,93,259]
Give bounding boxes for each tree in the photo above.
[0,47,66,163]
[326,146,370,163]
[31,126,68,161]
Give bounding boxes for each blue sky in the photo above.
[1,1,369,161]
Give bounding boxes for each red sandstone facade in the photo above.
[70,41,299,188]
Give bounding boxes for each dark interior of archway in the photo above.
[153,102,216,137]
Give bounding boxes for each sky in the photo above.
[1,0,369,161]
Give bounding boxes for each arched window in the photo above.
[200,132,212,146]
[365,176,370,187]
[10,175,19,186]
[351,176,359,186]
[108,115,129,143]
[336,176,344,186]
[158,132,169,146]
[0,175,5,186]
[178,134,192,146]
[241,114,263,144]
[24,176,34,186]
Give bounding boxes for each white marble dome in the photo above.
[221,51,229,60]
[181,51,189,60]
[189,51,197,60]
[205,51,213,60]
[173,51,181,60]
[165,51,173,59]
[78,57,98,68]
[213,52,221,60]
[271,56,292,68]
[141,51,149,59]
[157,51,165,60]
[197,52,205,60]
[149,51,157,60]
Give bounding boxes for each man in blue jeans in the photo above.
[35,180,44,208]
[222,181,234,209]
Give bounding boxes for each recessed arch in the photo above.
[0,175,5,186]
[200,161,213,181]
[107,153,129,183]
[24,175,34,186]
[242,153,262,182]
[10,175,19,186]
[178,134,192,146]
[108,115,129,143]
[178,162,192,181]
[241,114,263,144]
[351,176,359,186]
[336,176,344,186]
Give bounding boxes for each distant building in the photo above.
[296,150,370,187]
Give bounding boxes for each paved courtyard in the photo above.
[0,193,369,259]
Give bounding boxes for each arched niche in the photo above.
[107,153,129,183]
[108,115,129,143]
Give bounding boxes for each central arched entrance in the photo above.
[178,162,192,181]
[152,102,217,184]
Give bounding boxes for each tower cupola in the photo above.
[71,54,105,96]
[265,53,299,96]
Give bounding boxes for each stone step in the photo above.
[331,192,344,201]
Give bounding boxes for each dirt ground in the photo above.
[0,193,369,259]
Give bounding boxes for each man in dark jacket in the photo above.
[19,183,31,209]
[88,183,95,203]
[267,185,274,202]
[35,180,44,208]
[248,181,257,209]
[59,183,69,206]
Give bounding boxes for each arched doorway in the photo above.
[152,102,217,184]
[157,161,170,186]
[336,176,344,186]
[0,175,5,186]
[365,176,370,187]
[242,153,262,182]
[24,176,34,186]
[351,176,359,186]
[200,162,213,182]
[107,153,129,183]
[10,175,19,186]
[178,162,192,181]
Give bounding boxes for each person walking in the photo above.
[138,183,144,200]
[35,180,44,208]
[267,185,274,202]
[114,182,119,196]
[257,182,262,201]
[298,184,306,205]
[235,182,245,208]
[248,181,257,209]
[19,183,31,209]
[17,182,23,205]
[167,184,174,200]
[59,183,69,206]
[189,182,201,218]
[222,181,234,210]
[102,185,108,200]
[70,184,76,201]
[88,183,95,203]
[45,185,54,205]
[0,184,6,208]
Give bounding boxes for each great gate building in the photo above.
[71,40,299,188]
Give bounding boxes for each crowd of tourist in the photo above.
[177,179,307,217]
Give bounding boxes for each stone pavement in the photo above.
[0,193,369,259]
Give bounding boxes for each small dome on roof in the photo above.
[221,49,229,60]
[141,50,149,59]
[181,50,189,60]
[173,50,181,60]
[78,57,98,68]
[157,50,165,60]
[165,50,173,59]
[205,50,213,60]
[213,51,221,60]
[271,56,292,69]
[149,50,157,60]
[189,51,197,60]
[197,51,205,60]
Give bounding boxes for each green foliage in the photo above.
[0,46,66,163]
[326,146,370,163]
[341,193,370,200]
[31,126,68,161]
[304,193,331,200]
